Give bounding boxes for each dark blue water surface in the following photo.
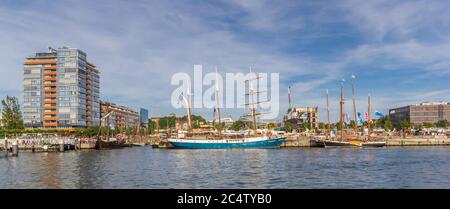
[1,147,449,188]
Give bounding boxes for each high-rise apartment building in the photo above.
[23,47,100,128]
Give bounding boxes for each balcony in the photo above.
[43,89,57,93]
[24,60,57,65]
[43,77,57,81]
[43,65,57,70]
[43,122,57,127]
[44,99,57,103]
[44,117,57,121]
[44,72,57,76]
[44,111,57,115]
[44,94,57,98]
[43,105,57,109]
[44,83,57,87]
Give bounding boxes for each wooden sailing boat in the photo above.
[360,94,386,147]
[321,80,354,147]
[96,108,127,149]
[131,114,146,147]
[313,77,386,147]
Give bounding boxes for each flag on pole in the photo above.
[345,113,350,125]
[364,112,369,120]
[357,112,363,125]
[288,85,292,109]
[374,111,383,118]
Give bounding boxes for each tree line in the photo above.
[1,95,449,135]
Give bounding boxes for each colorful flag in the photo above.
[364,112,369,120]
[345,113,350,125]
[357,112,363,125]
[374,111,383,118]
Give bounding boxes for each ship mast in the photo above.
[368,94,371,141]
[339,80,345,141]
[351,75,358,133]
[181,89,193,132]
[326,89,331,139]
[215,67,222,137]
[244,67,263,135]
[250,71,257,134]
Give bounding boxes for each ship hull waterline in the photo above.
[168,137,286,149]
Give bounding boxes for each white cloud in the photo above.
[0,0,448,122]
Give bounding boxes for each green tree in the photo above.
[349,120,356,128]
[284,122,293,132]
[422,123,433,128]
[400,119,412,130]
[1,96,24,129]
[148,119,158,134]
[436,120,449,128]
[266,123,276,130]
[301,122,311,130]
[335,122,342,130]
[384,119,392,131]
[231,120,244,131]
[318,122,326,130]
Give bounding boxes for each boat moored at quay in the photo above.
[167,68,286,149]
[168,136,286,149]
[314,76,386,148]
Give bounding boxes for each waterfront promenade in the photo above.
[1,134,449,154]
[281,135,450,147]
[0,137,97,152]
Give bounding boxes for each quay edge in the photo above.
[280,136,450,147]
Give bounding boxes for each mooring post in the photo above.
[4,138,8,157]
[12,139,19,157]
[75,138,80,150]
[58,138,64,152]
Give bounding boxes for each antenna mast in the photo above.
[351,75,358,134]
[326,89,331,139]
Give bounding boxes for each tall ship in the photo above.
[313,76,386,147]
[168,68,286,149]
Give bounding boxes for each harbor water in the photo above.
[1,146,450,189]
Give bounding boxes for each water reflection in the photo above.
[1,147,450,188]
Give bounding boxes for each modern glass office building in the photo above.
[23,47,100,128]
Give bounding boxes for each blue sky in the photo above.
[0,0,449,122]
